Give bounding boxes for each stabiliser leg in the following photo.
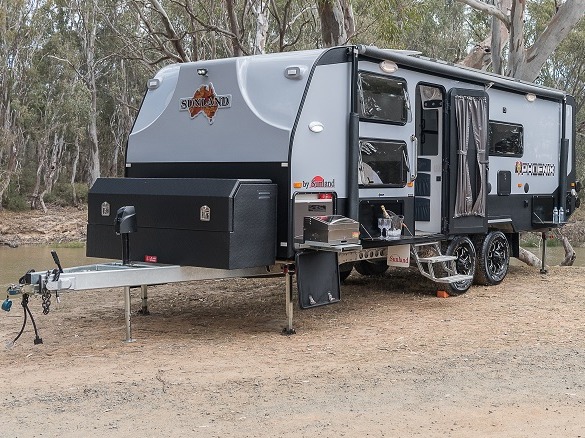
[123,286,134,342]
[139,285,150,315]
[540,231,548,274]
[283,264,296,335]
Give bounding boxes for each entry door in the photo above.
[414,84,444,234]
[447,88,489,235]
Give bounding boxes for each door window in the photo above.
[359,139,408,187]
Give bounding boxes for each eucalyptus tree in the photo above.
[0,0,47,209]
[457,0,585,81]
[108,0,321,65]
[351,0,470,62]
[316,0,355,47]
[26,2,91,210]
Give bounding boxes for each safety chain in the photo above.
[41,275,51,315]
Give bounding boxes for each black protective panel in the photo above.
[296,251,340,309]
[417,158,431,172]
[420,132,439,156]
[497,170,511,196]
[422,110,439,131]
[415,172,431,197]
[415,197,431,222]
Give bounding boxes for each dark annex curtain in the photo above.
[454,95,488,218]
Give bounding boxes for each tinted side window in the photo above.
[358,72,409,124]
[359,139,408,187]
[489,121,523,157]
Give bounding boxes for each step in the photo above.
[414,241,440,247]
[433,274,474,284]
[417,255,457,263]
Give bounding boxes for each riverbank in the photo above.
[0,206,88,247]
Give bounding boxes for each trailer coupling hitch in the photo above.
[3,250,65,346]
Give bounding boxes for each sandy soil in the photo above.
[1,207,585,437]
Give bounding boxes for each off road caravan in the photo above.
[7,46,579,340]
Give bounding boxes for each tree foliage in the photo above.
[0,0,583,210]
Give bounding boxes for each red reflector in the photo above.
[318,193,333,199]
[144,255,158,263]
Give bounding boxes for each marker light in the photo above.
[147,78,160,90]
[309,121,324,133]
[525,93,536,102]
[380,60,398,74]
[197,68,208,76]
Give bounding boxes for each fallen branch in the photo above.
[517,229,577,268]
[554,229,576,266]
[518,246,543,267]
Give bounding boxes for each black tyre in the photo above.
[354,260,389,276]
[443,236,476,295]
[474,231,510,286]
[339,262,354,282]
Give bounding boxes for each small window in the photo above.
[358,72,409,124]
[489,121,523,157]
[359,139,408,187]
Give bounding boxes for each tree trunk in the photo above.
[71,135,80,205]
[317,0,355,47]
[490,0,511,74]
[251,0,269,54]
[31,134,49,210]
[507,0,527,78]
[39,133,64,214]
[517,0,585,82]
[225,0,243,56]
[88,75,101,186]
[86,8,101,187]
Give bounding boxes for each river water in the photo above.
[0,246,109,287]
[1,244,584,288]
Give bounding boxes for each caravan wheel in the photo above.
[339,263,354,282]
[444,236,476,295]
[354,260,389,276]
[474,231,510,286]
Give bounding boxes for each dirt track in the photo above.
[2,261,585,437]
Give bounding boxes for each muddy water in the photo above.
[0,246,108,287]
[1,244,584,288]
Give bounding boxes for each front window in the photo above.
[358,72,409,124]
[489,121,524,157]
[359,139,408,187]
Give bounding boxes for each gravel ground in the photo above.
[2,263,584,437]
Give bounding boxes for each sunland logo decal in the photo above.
[179,83,231,124]
[515,161,555,176]
[302,175,335,189]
